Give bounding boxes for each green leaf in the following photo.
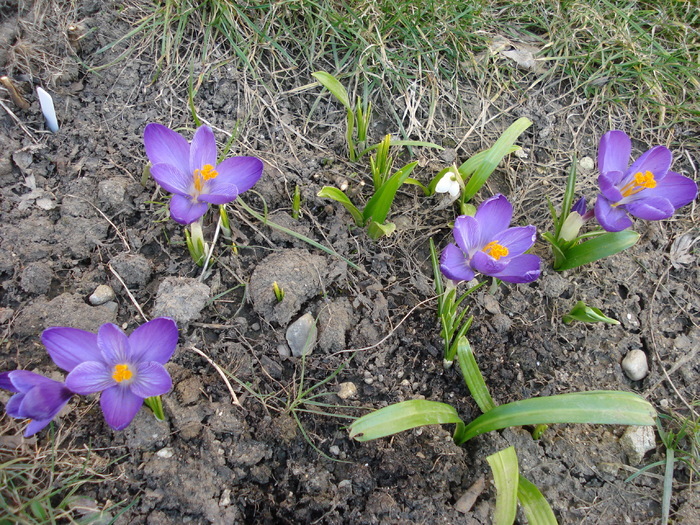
[349,400,464,442]
[363,161,418,225]
[457,338,497,413]
[487,446,519,525]
[312,71,351,110]
[563,300,620,325]
[317,186,365,226]
[458,147,520,179]
[518,475,559,525]
[367,220,396,240]
[556,230,640,270]
[359,139,443,158]
[454,390,656,445]
[462,118,532,201]
[403,177,429,195]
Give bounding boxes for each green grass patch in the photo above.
[111,0,699,132]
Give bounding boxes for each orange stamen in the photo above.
[112,364,133,383]
[483,240,509,260]
[193,164,219,193]
[619,170,657,198]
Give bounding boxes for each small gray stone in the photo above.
[277,344,291,358]
[622,349,649,381]
[337,382,357,399]
[89,284,115,305]
[318,298,353,352]
[110,253,152,288]
[97,178,128,210]
[20,261,53,294]
[491,313,512,333]
[620,425,656,465]
[286,313,317,357]
[152,277,210,324]
[100,301,119,316]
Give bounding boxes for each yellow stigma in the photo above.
[193,164,219,193]
[483,240,509,260]
[112,364,133,383]
[619,170,657,198]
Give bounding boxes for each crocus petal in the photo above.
[491,254,541,283]
[571,197,586,215]
[5,393,25,417]
[128,318,178,364]
[42,327,99,372]
[627,145,672,181]
[97,324,130,364]
[0,372,16,392]
[24,418,54,437]
[439,243,475,282]
[150,163,194,196]
[452,215,480,255]
[475,195,512,246]
[643,171,698,210]
[594,195,633,232]
[65,361,114,395]
[130,362,172,398]
[100,386,143,430]
[18,382,71,421]
[625,197,675,221]
[471,250,509,276]
[496,226,536,257]
[190,126,218,174]
[200,156,264,203]
[169,194,209,225]
[4,370,53,392]
[598,130,631,175]
[144,123,190,177]
[598,171,624,202]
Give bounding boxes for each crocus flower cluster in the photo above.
[0,371,72,437]
[144,123,264,224]
[595,130,698,232]
[0,318,178,436]
[440,194,541,284]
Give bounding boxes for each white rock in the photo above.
[89,285,116,305]
[620,425,656,465]
[337,382,357,400]
[622,349,649,381]
[578,156,595,173]
[286,313,317,357]
[156,447,174,458]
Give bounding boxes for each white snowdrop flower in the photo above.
[435,169,461,198]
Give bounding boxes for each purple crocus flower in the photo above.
[42,318,178,431]
[594,130,698,232]
[440,194,541,283]
[144,123,263,225]
[0,371,72,437]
